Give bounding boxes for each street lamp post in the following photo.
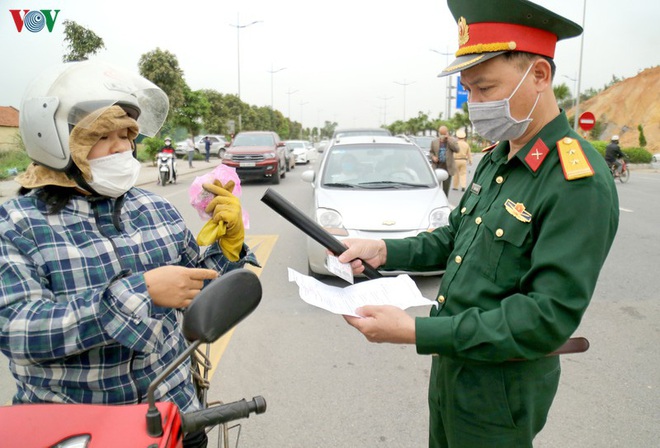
[393,79,415,121]
[378,95,394,125]
[285,88,299,122]
[573,0,587,131]
[430,48,454,120]
[267,64,286,131]
[563,74,578,111]
[230,14,262,133]
[299,100,309,139]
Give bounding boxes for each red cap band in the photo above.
[459,22,558,58]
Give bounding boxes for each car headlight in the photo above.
[429,207,450,229]
[264,152,276,159]
[316,208,348,236]
[222,153,233,160]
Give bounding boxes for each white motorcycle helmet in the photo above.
[19,60,169,171]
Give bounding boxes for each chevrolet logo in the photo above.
[382,220,396,226]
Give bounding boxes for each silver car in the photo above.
[301,136,450,278]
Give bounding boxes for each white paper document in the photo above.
[287,268,437,317]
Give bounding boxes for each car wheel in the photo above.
[286,159,291,172]
[272,169,281,184]
[217,149,225,159]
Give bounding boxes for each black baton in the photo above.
[261,188,382,279]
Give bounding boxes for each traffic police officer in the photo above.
[339,1,620,447]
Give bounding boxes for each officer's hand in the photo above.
[144,266,218,308]
[343,305,415,344]
[337,239,387,275]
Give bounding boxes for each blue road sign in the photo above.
[456,76,468,110]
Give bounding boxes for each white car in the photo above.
[285,140,315,164]
[175,135,227,158]
[301,136,450,278]
[195,135,228,158]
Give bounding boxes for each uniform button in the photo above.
[461,207,467,214]
[496,228,504,237]
[496,176,504,184]
[564,137,573,144]
[437,295,445,304]
[475,217,482,225]
[455,255,462,264]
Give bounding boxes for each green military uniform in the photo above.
[381,1,620,446]
[385,112,618,447]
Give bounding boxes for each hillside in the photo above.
[569,66,660,153]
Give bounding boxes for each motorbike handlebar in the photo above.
[181,396,267,434]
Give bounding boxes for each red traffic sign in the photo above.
[578,111,596,131]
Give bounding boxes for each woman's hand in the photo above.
[143,266,218,308]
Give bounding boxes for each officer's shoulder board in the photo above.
[481,142,497,152]
[556,137,594,181]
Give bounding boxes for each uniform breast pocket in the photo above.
[479,214,531,290]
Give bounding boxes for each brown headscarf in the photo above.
[16,105,139,189]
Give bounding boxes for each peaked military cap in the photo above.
[439,0,583,76]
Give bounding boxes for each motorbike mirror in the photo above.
[183,269,262,344]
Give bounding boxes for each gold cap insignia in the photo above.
[504,199,532,223]
[458,17,469,46]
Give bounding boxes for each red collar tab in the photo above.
[524,138,550,172]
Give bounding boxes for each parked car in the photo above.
[175,135,227,158]
[652,153,660,164]
[301,136,450,278]
[410,135,436,163]
[221,131,287,184]
[285,140,315,164]
[317,138,330,153]
[195,135,228,158]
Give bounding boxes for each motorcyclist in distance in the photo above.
[160,137,177,182]
[605,135,626,176]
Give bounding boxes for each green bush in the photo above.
[623,147,652,164]
[588,140,651,163]
[0,149,31,180]
[140,137,165,161]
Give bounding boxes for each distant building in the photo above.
[0,106,20,152]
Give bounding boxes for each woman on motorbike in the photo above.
[0,60,258,448]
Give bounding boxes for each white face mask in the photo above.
[88,151,141,197]
[467,63,540,142]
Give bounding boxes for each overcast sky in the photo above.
[2,0,659,130]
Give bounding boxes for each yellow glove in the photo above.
[196,180,244,261]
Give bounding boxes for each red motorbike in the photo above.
[0,269,266,448]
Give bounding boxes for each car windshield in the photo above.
[321,144,435,188]
[233,134,275,146]
[413,136,435,150]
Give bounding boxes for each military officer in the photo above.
[338,1,619,447]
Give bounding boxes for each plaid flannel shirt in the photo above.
[0,187,257,411]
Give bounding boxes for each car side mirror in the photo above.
[435,168,449,183]
[276,141,286,147]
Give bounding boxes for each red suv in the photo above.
[222,131,287,184]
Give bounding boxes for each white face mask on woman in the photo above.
[87,151,141,197]
[467,63,540,142]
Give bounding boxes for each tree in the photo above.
[171,87,210,139]
[62,20,105,62]
[638,124,647,147]
[199,89,230,135]
[138,49,187,116]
